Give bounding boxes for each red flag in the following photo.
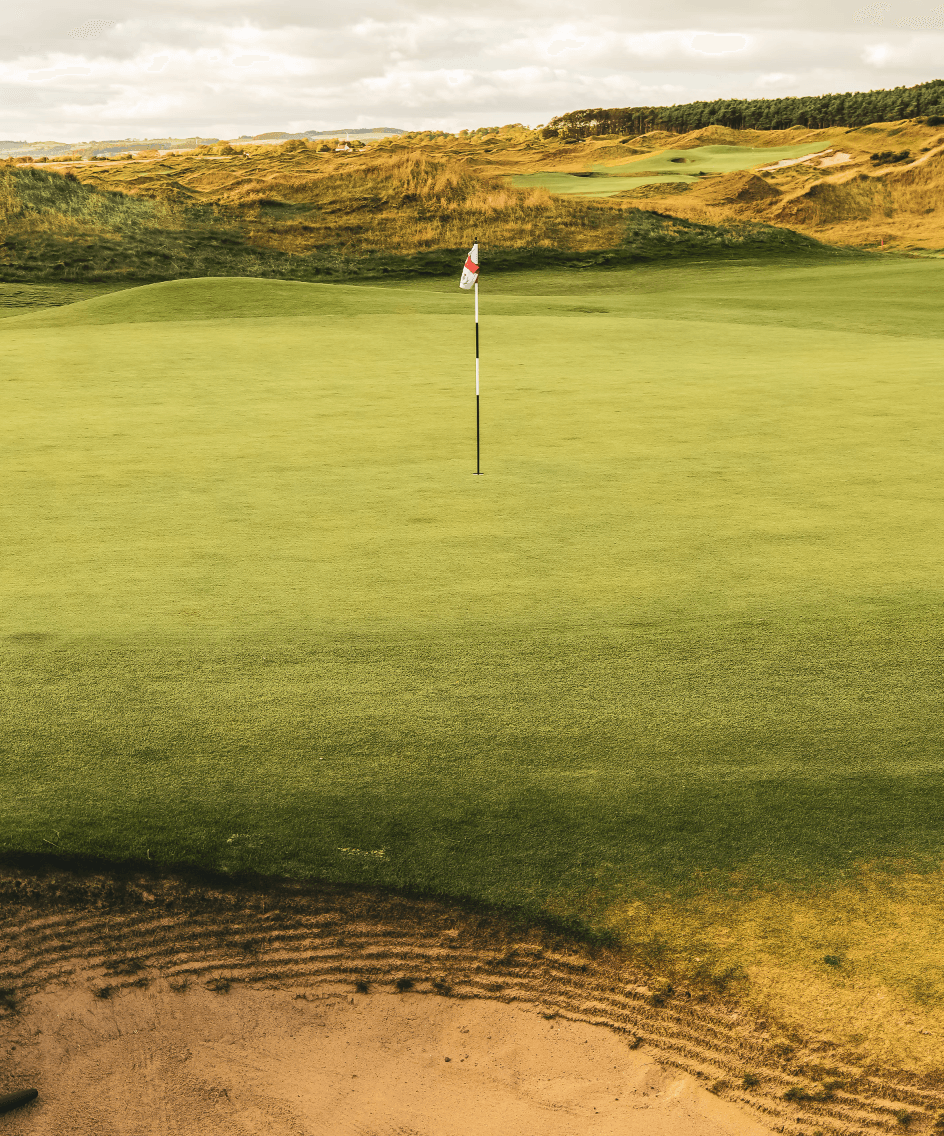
[459,242,479,290]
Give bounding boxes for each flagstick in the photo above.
[474,276,481,475]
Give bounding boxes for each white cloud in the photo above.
[66,19,116,40]
[862,42,898,65]
[755,72,799,88]
[27,66,93,80]
[853,4,891,23]
[547,39,587,56]
[1,2,943,139]
[690,33,748,54]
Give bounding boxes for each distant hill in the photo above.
[0,128,405,159]
[238,128,406,146]
[0,136,219,159]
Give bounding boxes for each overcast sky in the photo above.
[1,1,943,141]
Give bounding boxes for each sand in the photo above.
[0,981,776,1135]
[1,859,919,1135]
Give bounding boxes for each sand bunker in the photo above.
[0,982,774,1135]
[0,859,931,1134]
[757,148,833,170]
[818,151,852,167]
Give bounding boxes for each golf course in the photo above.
[3,250,944,1101]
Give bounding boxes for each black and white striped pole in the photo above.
[460,240,481,474]
[475,270,480,475]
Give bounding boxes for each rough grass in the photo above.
[607,127,944,252]
[0,151,837,285]
[2,259,944,1073]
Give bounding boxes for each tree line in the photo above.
[546,79,944,137]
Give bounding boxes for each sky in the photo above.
[1,1,943,142]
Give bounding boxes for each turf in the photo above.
[3,259,944,1059]
[510,142,838,195]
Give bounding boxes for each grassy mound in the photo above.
[0,276,454,329]
[3,260,944,1074]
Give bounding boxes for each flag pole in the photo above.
[474,255,481,475]
[459,236,481,474]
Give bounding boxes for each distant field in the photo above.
[3,258,944,1071]
[510,141,839,195]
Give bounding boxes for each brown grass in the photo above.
[67,147,627,256]
[17,118,944,258]
[611,123,944,251]
[602,862,944,1075]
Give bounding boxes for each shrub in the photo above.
[742,1073,760,1089]
[926,115,944,126]
[870,150,911,164]
[541,127,560,139]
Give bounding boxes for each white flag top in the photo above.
[459,243,479,290]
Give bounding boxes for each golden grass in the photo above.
[21,117,944,256]
[71,148,628,255]
[600,865,944,1075]
[611,123,944,251]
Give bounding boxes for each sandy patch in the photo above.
[0,983,775,1136]
[1,858,934,1134]
[756,148,833,170]
[818,151,852,167]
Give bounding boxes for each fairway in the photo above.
[510,141,839,195]
[3,258,944,1071]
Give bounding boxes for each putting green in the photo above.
[511,141,839,195]
[3,260,944,1063]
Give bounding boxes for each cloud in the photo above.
[27,67,93,81]
[67,19,116,39]
[853,3,944,30]
[1,2,943,138]
[755,72,798,88]
[690,33,748,54]
[895,9,944,29]
[547,39,586,56]
[853,3,891,23]
[1,88,44,106]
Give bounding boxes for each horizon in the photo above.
[2,75,943,153]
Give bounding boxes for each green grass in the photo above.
[3,260,944,1050]
[511,142,839,196]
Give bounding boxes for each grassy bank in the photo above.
[3,258,944,1073]
[0,159,839,285]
